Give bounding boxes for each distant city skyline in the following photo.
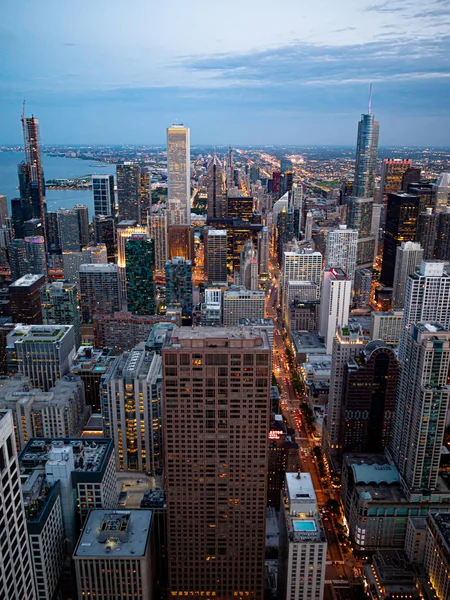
[2,0,449,145]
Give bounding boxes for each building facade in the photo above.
[79,263,121,322]
[92,174,115,217]
[167,124,191,225]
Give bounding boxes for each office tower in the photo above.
[0,410,37,600]
[74,510,153,600]
[125,236,156,315]
[424,514,450,600]
[354,110,379,198]
[319,269,352,353]
[117,221,148,266]
[8,238,28,281]
[117,162,141,222]
[93,214,116,261]
[415,208,438,259]
[19,437,117,545]
[23,217,43,238]
[25,235,47,278]
[280,156,293,174]
[249,164,260,183]
[282,248,322,294]
[167,224,194,261]
[402,166,421,191]
[41,281,81,347]
[0,374,86,451]
[435,207,450,260]
[165,257,192,317]
[276,204,295,264]
[82,244,108,264]
[71,347,117,412]
[92,174,115,217]
[380,192,420,286]
[272,171,281,194]
[278,473,326,600]
[62,251,83,287]
[340,341,398,457]
[205,228,227,284]
[102,344,162,472]
[391,241,424,309]
[304,210,313,240]
[354,268,372,308]
[139,166,151,224]
[11,196,27,238]
[407,181,434,212]
[257,226,269,278]
[267,417,298,509]
[347,196,376,268]
[322,324,367,473]
[79,264,121,322]
[167,124,190,225]
[73,204,89,247]
[200,288,222,326]
[433,172,450,212]
[57,208,81,251]
[240,238,258,290]
[9,273,45,324]
[7,324,75,391]
[380,158,412,202]
[223,285,265,325]
[21,114,47,246]
[45,211,61,252]
[227,195,254,222]
[0,194,8,227]
[206,154,226,220]
[149,208,168,272]
[325,225,358,281]
[163,327,271,598]
[391,324,450,494]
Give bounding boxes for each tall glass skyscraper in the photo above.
[353,112,379,198]
[167,124,191,226]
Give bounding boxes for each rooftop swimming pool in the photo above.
[292,520,317,532]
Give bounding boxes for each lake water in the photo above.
[0,151,116,218]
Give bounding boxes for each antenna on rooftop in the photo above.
[368,83,373,115]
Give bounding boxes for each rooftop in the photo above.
[20,438,112,473]
[286,472,316,503]
[238,318,274,327]
[9,273,45,288]
[291,331,326,353]
[7,324,73,344]
[74,510,152,558]
[71,346,117,374]
[430,512,450,549]
[166,326,270,349]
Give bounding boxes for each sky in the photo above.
[1,0,450,146]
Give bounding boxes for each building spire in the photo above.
[368,83,373,115]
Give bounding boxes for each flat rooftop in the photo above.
[9,274,45,288]
[74,510,152,558]
[291,331,326,352]
[7,324,72,344]
[286,472,316,503]
[239,318,274,326]
[166,326,270,349]
[20,438,112,473]
[430,512,450,548]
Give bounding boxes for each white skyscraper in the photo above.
[282,248,322,292]
[325,225,358,282]
[0,410,37,599]
[319,268,352,353]
[391,241,424,309]
[167,124,191,225]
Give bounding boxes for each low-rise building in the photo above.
[363,550,421,600]
[290,331,326,364]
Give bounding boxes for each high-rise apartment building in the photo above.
[41,281,81,347]
[206,154,226,220]
[435,206,450,260]
[380,192,419,286]
[9,273,45,324]
[0,410,37,599]
[239,238,258,291]
[167,124,190,225]
[92,174,115,216]
[73,204,89,247]
[282,248,322,292]
[380,158,412,202]
[117,162,141,222]
[82,244,108,265]
[0,194,8,227]
[167,224,194,261]
[46,212,60,252]
[424,513,450,600]
[8,238,28,281]
[278,473,327,600]
[102,344,162,472]
[93,214,116,261]
[149,208,168,272]
[57,208,81,252]
[205,229,228,284]
[71,346,117,412]
[200,288,222,326]
[223,286,265,326]
[62,251,84,288]
[24,236,47,278]
[79,263,121,322]
[354,268,372,308]
[125,236,156,315]
[325,225,358,282]
[162,327,271,598]
[74,510,153,600]
[433,172,450,213]
[353,111,379,198]
[139,166,151,224]
[371,310,404,345]
[390,323,450,494]
[257,226,270,278]
[319,268,352,353]
[415,208,438,259]
[347,196,376,268]
[165,257,192,318]
[7,324,76,391]
[391,241,424,309]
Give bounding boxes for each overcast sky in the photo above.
[1,0,449,145]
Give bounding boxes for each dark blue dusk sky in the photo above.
[1,0,449,145]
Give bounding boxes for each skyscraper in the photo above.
[125,235,156,315]
[223,286,266,326]
[41,281,81,348]
[380,158,412,203]
[93,214,116,262]
[57,208,81,252]
[92,174,115,217]
[206,154,226,220]
[167,224,194,261]
[117,162,141,222]
[281,247,322,293]
[390,324,450,494]
[354,268,372,308]
[8,238,28,281]
[391,241,424,309]
[9,273,45,324]
[353,110,379,198]
[325,225,358,282]
[416,208,438,259]
[162,327,271,598]
[149,208,168,272]
[205,229,228,284]
[79,264,121,322]
[433,172,450,213]
[165,257,192,318]
[167,124,190,225]
[73,204,90,247]
[319,268,352,353]
[239,238,259,290]
[0,410,37,600]
[257,226,269,278]
[24,236,47,278]
[380,192,420,286]
[0,195,8,227]
[346,196,376,268]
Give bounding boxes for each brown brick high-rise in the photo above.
[163,327,271,599]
